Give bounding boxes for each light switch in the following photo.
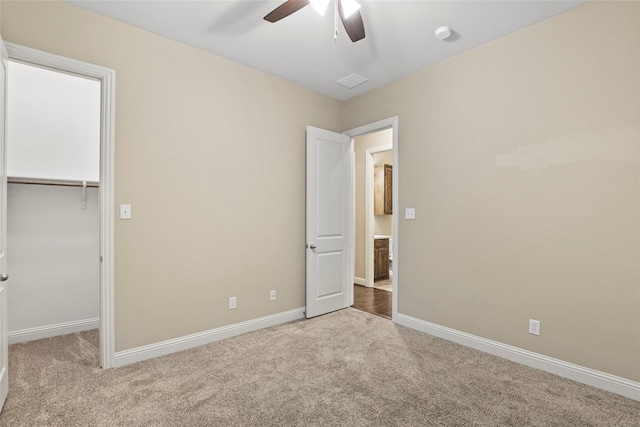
[120,204,132,220]
[405,208,416,220]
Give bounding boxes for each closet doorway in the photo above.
[6,43,115,369]
[6,59,100,359]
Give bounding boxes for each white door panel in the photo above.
[306,126,352,318]
[317,252,343,297]
[317,140,344,236]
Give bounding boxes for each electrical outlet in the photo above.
[529,319,540,336]
[229,296,237,310]
[269,290,276,301]
[119,204,132,220]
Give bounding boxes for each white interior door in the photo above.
[0,36,9,411]
[306,126,352,318]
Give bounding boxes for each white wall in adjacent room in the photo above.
[7,60,100,182]
[7,184,100,339]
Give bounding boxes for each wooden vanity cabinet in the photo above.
[374,238,390,281]
[374,164,392,215]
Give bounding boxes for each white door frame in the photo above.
[344,117,398,320]
[364,143,393,288]
[6,43,115,369]
[0,35,9,412]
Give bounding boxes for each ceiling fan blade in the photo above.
[338,0,365,42]
[264,0,310,23]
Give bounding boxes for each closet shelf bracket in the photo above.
[81,181,87,210]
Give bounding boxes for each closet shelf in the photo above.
[8,177,99,188]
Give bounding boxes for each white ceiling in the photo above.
[67,0,588,101]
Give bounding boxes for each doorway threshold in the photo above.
[351,284,392,319]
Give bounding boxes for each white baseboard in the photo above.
[9,317,100,344]
[114,307,306,368]
[354,276,366,286]
[396,313,640,401]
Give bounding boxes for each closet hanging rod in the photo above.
[7,177,99,188]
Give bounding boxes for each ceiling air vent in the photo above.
[336,73,368,89]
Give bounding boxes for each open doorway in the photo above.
[4,43,115,369]
[349,125,395,319]
[6,60,101,362]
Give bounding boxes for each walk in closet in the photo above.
[6,59,100,343]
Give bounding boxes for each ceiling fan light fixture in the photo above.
[310,0,330,16]
[341,0,361,19]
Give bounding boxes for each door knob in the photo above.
[0,274,8,282]
[309,244,317,250]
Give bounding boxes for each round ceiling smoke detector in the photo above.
[435,26,452,40]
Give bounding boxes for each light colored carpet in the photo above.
[1,308,638,426]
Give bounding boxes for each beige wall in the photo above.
[353,129,392,280]
[344,1,640,381]
[373,150,393,166]
[1,1,342,351]
[374,217,392,238]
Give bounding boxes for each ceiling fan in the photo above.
[264,0,366,43]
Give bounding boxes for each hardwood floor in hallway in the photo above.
[351,284,392,319]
